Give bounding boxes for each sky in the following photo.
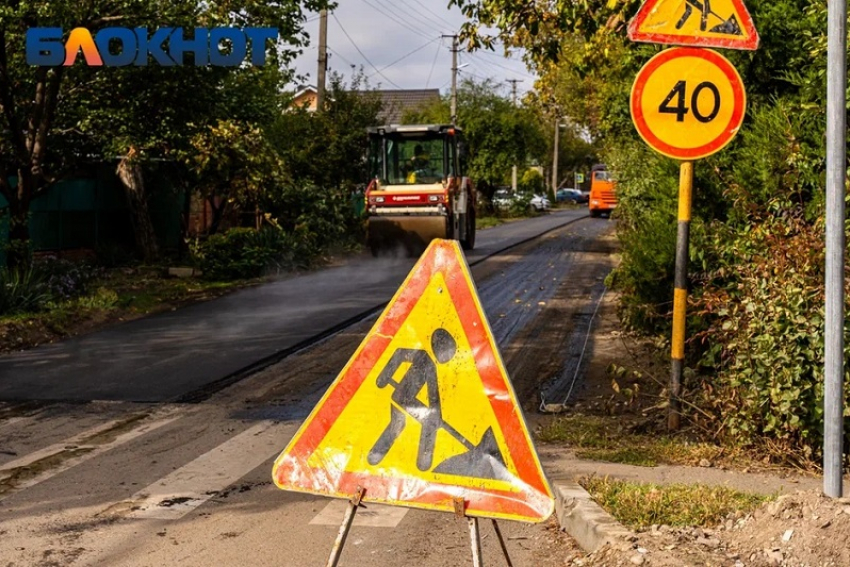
[290,0,536,99]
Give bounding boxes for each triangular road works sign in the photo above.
[272,239,554,523]
[628,0,759,50]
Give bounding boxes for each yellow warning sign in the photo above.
[628,0,759,50]
[272,239,554,523]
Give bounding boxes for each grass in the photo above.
[581,477,771,529]
[536,414,728,467]
[0,269,256,351]
[476,216,505,230]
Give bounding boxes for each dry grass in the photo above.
[536,414,732,467]
[581,476,771,529]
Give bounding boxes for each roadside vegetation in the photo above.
[0,257,258,352]
[581,477,770,530]
[452,0,847,470]
[2,2,581,348]
[538,414,728,468]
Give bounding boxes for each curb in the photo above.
[553,480,633,553]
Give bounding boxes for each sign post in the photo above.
[628,0,754,429]
[824,0,846,498]
[670,161,693,429]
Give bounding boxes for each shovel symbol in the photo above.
[675,0,743,35]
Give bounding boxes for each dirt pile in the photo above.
[572,490,850,566]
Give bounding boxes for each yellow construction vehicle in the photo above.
[365,124,476,256]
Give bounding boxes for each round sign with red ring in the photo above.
[631,47,746,160]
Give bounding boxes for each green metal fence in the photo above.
[0,162,185,265]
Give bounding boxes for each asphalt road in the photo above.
[0,216,617,567]
[0,210,586,403]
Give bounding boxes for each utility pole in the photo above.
[316,9,328,112]
[507,79,521,105]
[508,79,522,192]
[552,118,560,196]
[443,34,459,125]
[824,0,846,498]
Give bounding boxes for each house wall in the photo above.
[293,91,318,112]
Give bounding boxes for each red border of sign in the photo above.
[627,0,759,50]
[272,241,554,522]
[631,47,746,161]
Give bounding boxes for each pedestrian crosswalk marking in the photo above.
[124,420,295,521]
[0,411,179,501]
[310,499,409,527]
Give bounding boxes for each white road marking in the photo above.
[124,420,290,521]
[0,417,129,474]
[310,499,409,528]
[0,411,180,501]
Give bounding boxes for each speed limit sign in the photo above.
[631,47,746,160]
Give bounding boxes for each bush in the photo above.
[38,258,103,301]
[0,266,51,315]
[519,169,545,195]
[693,208,842,465]
[77,287,119,310]
[198,227,306,281]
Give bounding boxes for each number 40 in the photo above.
[659,80,720,123]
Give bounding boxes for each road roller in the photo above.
[365,124,476,256]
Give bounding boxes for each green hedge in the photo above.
[198,227,307,281]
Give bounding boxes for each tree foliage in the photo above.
[458,0,848,461]
[0,0,328,266]
[404,78,548,197]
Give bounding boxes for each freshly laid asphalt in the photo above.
[0,210,587,402]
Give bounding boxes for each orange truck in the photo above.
[588,164,617,217]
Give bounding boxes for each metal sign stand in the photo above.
[490,519,515,567]
[455,497,515,567]
[325,486,366,567]
[324,491,518,566]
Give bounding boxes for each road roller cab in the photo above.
[366,124,476,256]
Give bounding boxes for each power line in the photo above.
[426,37,443,88]
[407,0,457,29]
[372,0,445,34]
[397,0,455,31]
[357,0,434,41]
[327,46,356,68]
[368,36,440,79]
[332,13,402,89]
[467,51,534,79]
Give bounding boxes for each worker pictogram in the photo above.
[272,239,554,523]
[367,328,509,481]
[631,47,746,160]
[628,0,759,50]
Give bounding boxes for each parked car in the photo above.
[527,193,551,212]
[492,188,550,212]
[556,188,588,204]
[492,188,514,209]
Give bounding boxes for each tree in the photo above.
[0,0,328,267]
[269,73,383,193]
[405,78,547,200]
[188,120,286,234]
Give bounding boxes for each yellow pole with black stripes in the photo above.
[669,161,693,431]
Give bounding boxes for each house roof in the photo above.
[366,89,441,123]
[293,85,317,99]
